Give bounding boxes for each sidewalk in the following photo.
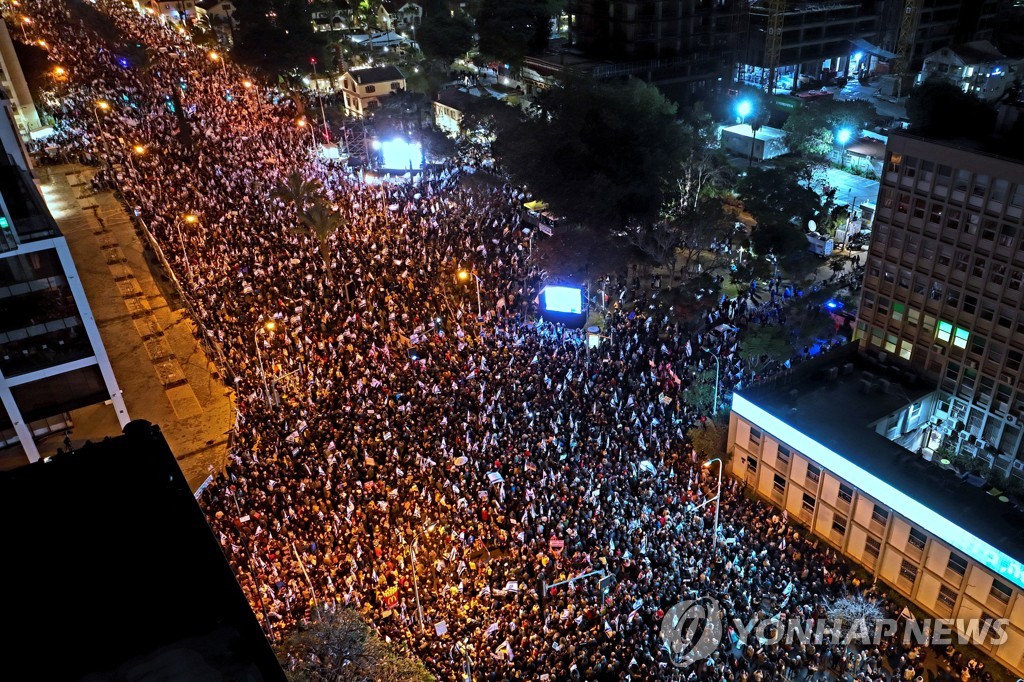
[36,164,234,490]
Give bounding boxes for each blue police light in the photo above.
[731,394,1024,590]
[825,299,843,310]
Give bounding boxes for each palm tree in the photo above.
[292,198,346,281]
[272,171,323,215]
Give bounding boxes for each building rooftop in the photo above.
[0,420,284,680]
[736,346,1024,584]
[347,65,405,85]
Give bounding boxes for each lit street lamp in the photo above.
[735,99,759,168]
[296,117,317,148]
[176,213,198,284]
[702,458,724,552]
[19,16,30,42]
[208,50,226,72]
[128,143,146,171]
[836,128,853,166]
[93,100,112,169]
[736,99,752,124]
[458,269,481,318]
[254,320,276,408]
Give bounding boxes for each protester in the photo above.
[18,2,986,681]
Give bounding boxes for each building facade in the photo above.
[915,41,1022,101]
[878,0,1006,74]
[728,359,1024,675]
[0,92,127,465]
[340,66,406,118]
[0,19,40,139]
[859,131,1024,478]
[570,0,746,101]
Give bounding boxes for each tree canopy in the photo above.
[475,0,557,67]
[494,76,686,231]
[906,78,997,139]
[416,12,474,65]
[231,0,327,74]
[782,99,876,158]
[737,164,821,275]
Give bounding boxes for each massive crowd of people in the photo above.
[19,2,995,680]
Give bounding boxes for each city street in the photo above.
[37,164,233,489]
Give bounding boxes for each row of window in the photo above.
[759,449,1015,611]
[884,153,1024,221]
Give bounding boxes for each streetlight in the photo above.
[704,349,721,414]
[19,17,30,42]
[458,269,481,318]
[702,458,723,551]
[254,320,276,408]
[128,143,146,171]
[208,50,226,71]
[296,117,317,148]
[836,128,853,166]
[176,213,198,284]
[309,57,330,142]
[93,100,112,169]
[52,66,66,80]
[409,522,437,632]
[736,99,752,124]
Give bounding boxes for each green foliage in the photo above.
[782,99,875,158]
[687,415,729,458]
[278,608,434,681]
[417,12,474,65]
[906,78,997,139]
[494,76,685,231]
[475,0,556,67]
[737,164,819,272]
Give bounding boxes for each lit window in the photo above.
[953,327,969,349]
[892,302,905,322]
[937,320,953,343]
[899,339,913,360]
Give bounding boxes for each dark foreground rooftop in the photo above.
[737,346,1024,567]
[0,420,284,681]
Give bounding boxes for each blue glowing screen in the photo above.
[541,286,583,315]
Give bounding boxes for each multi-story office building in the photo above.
[859,130,1024,478]
[0,88,127,465]
[737,1,880,92]
[570,0,746,101]
[728,348,1024,675]
[878,0,1006,74]
[0,19,40,139]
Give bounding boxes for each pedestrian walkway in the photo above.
[36,164,234,489]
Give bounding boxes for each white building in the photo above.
[916,41,1022,102]
[728,348,1024,675]
[0,91,128,465]
[340,66,406,118]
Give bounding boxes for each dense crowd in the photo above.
[19,2,995,680]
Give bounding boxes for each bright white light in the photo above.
[836,128,852,145]
[380,138,422,170]
[731,394,1024,590]
[854,52,863,61]
[736,100,753,118]
[541,286,583,315]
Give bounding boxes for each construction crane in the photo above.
[892,0,920,99]
[765,0,786,94]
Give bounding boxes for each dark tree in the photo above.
[737,164,820,275]
[782,99,876,158]
[475,0,557,67]
[494,76,685,232]
[416,12,474,65]
[231,0,327,74]
[906,78,996,139]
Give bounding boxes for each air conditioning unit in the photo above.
[1006,415,1018,426]
[979,452,996,467]
[1012,460,1024,472]
[977,439,988,450]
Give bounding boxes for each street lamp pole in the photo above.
[177,214,197,284]
[706,350,721,414]
[310,58,329,142]
[254,321,275,408]
[93,101,112,170]
[409,523,436,632]
[703,458,723,551]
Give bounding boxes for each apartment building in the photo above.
[570,0,746,100]
[728,348,1024,675]
[0,90,128,465]
[859,130,1024,477]
[878,0,1006,74]
[0,19,40,139]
